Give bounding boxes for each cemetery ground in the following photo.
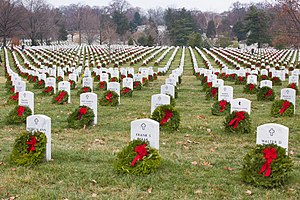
[0,48,300,199]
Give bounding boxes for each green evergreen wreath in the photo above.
[67,105,95,129]
[10,131,47,166]
[287,83,299,95]
[243,83,257,94]
[42,86,54,96]
[271,77,282,86]
[235,76,246,85]
[98,81,107,90]
[99,90,119,106]
[202,82,212,92]
[241,144,293,188]
[120,87,133,97]
[7,93,19,105]
[270,100,294,118]
[94,75,100,82]
[224,111,252,134]
[211,100,230,116]
[110,77,119,82]
[151,104,180,130]
[6,84,15,94]
[69,80,76,90]
[77,86,92,95]
[259,75,269,81]
[34,80,45,89]
[6,105,32,124]
[52,90,69,104]
[56,76,64,82]
[133,81,142,90]
[114,140,161,175]
[257,87,275,101]
[205,87,218,100]
[142,77,149,86]
[166,94,176,107]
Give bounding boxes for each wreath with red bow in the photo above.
[67,105,95,129]
[10,131,47,166]
[98,81,107,90]
[211,100,231,116]
[151,105,180,130]
[205,87,218,100]
[243,83,257,94]
[94,75,101,82]
[224,111,252,134]
[257,86,275,101]
[77,86,92,95]
[42,86,54,96]
[56,76,64,82]
[270,100,294,117]
[142,77,149,86]
[241,144,293,188]
[133,81,142,90]
[7,92,19,105]
[110,77,119,83]
[99,90,119,106]
[271,77,282,86]
[114,140,161,175]
[235,76,246,85]
[69,80,76,90]
[34,79,45,89]
[53,90,69,104]
[287,83,299,95]
[6,105,32,124]
[120,87,133,97]
[202,81,212,92]
[259,75,269,81]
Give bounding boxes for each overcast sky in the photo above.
[47,0,263,13]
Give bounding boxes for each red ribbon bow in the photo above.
[131,144,148,166]
[38,80,44,85]
[122,88,130,94]
[55,91,67,103]
[259,147,277,177]
[290,83,296,89]
[106,92,113,102]
[219,100,227,112]
[238,76,243,82]
[11,92,19,101]
[18,106,25,117]
[207,82,212,88]
[279,100,291,114]
[249,84,255,91]
[26,136,37,152]
[83,87,90,93]
[99,82,105,89]
[160,110,173,125]
[228,111,245,129]
[78,107,88,119]
[211,88,217,97]
[45,86,53,93]
[264,89,273,97]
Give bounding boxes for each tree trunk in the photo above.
[79,29,82,45]
[3,36,7,47]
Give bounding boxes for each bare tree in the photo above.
[0,0,23,46]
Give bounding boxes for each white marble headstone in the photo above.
[256,123,289,153]
[280,88,296,114]
[131,119,160,150]
[165,77,177,87]
[58,81,71,103]
[46,77,56,93]
[107,82,120,104]
[231,98,251,114]
[212,79,224,88]
[260,80,272,88]
[122,78,133,90]
[14,80,26,93]
[161,84,175,98]
[19,91,34,114]
[80,92,97,125]
[26,115,51,160]
[151,94,170,114]
[218,86,233,102]
[289,76,299,86]
[82,77,93,91]
[247,75,258,85]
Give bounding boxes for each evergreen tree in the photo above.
[244,6,271,48]
[232,21,247,41]
[112,11,129,38]
[58,24,68,41]
[206,20,216,38]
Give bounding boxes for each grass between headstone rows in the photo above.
[0,47,299,199]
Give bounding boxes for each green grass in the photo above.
[0,47,299,199]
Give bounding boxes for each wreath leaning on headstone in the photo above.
[257,86,275,101]
[114,140,161,175]
[120,87,133,97]
[42,86,54,96]
[241,144,293,188]
[69,80,76,90]
[99,91,119,106]
[6,105,32,124]
[224,111,252,134]
[133,81,142,90]
[243,83,257,94]
[211,100,231,116]
[7,92,19,105]
[67,105,95,129]
[52,90,69,104]
[77,86,92,95]
[270,100,294,118]
[205,87,218,100]
[10,131,47,166]
[34,79,45,89]
[287,83,299,95]
[151,105,180,130]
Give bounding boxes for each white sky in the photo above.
[47,0,264,13]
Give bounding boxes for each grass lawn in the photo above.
[0,47,299,200]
